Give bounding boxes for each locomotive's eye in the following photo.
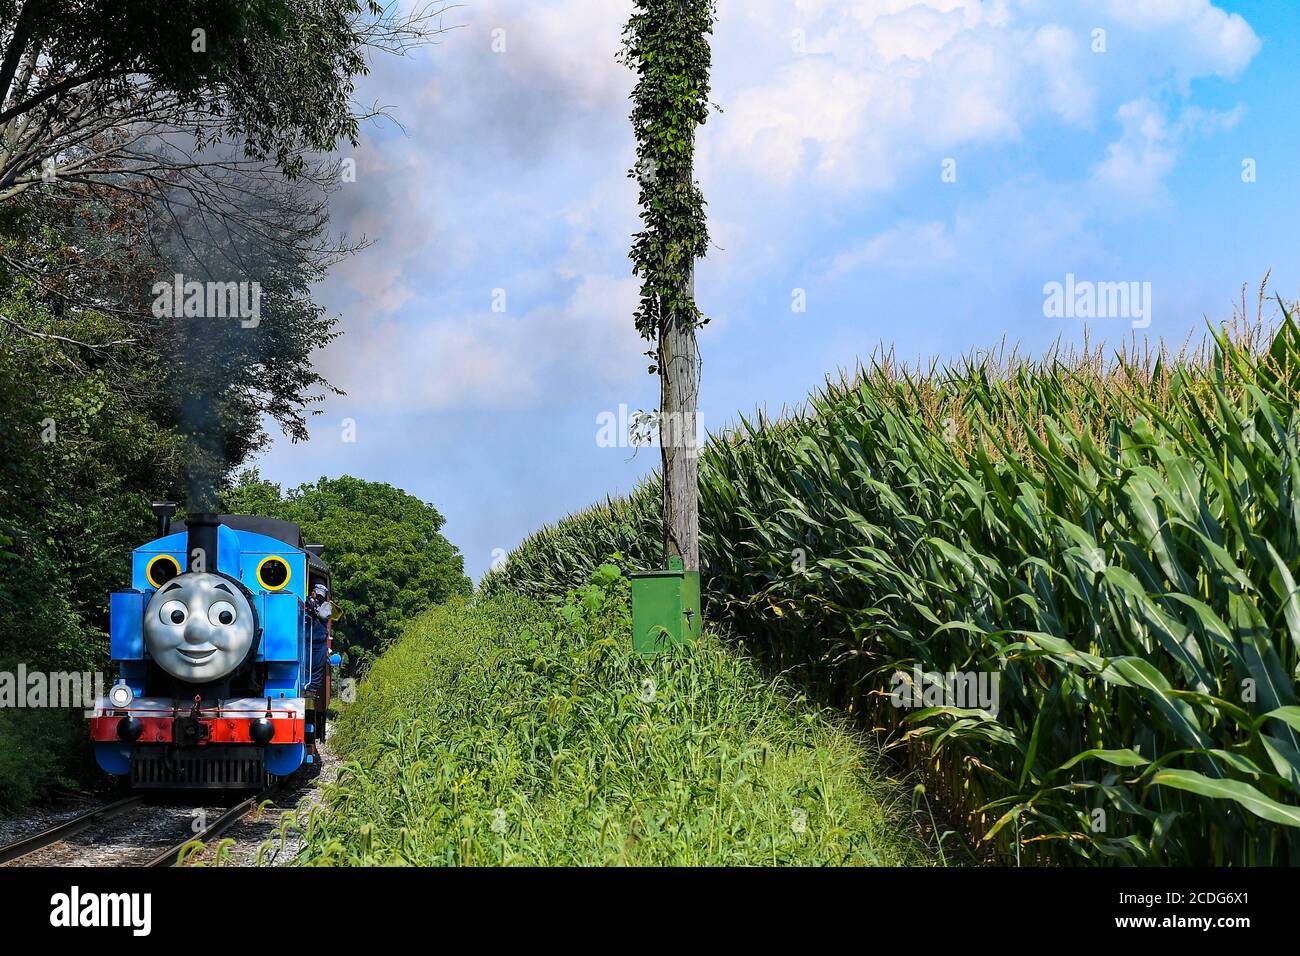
[256,556,291,591]
[208,601,237,626]
[160,600,187,625]
[146,554,181,588]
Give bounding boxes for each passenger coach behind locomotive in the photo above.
[91,506,337,788]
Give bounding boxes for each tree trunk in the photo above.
[659,267,700,571]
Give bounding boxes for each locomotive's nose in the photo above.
[180,613,220,648]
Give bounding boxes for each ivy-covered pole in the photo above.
[621,0,716,572]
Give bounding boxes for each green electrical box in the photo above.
[630,556,702,654]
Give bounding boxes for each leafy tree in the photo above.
[1,165,345,510]
[0,271,184,662]
[0,0,450,197]
[0,267,185,809]
[222,471,471,668]
[0,0,448,362]
[620,0,716,571]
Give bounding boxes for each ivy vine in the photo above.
[620,0,717,372]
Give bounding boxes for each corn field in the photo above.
[483,316,1300,865]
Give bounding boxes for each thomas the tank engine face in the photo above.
[143,572,256,682]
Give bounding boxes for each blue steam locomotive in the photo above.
[91,507,336,789]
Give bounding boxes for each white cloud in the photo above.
[821,175,1106,288]
[326,141,436,318]
[323,273,645,413]
[1024,24,1093,125]
[718,59,883,185]
[859,4,971,63]
[714,2,1062,188]
[827,220,957,277]
[1101,0,1260,78]
[711,0,1258,190]
[312,0,647,416]
[1091,99,1178,200]
[1090,98,1243,202]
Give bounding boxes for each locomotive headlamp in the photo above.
[108,683,134,709]
[256,556,291,591]
[145,554,181,588]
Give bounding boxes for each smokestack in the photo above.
[187,513,220,573]
[151,501,177,538]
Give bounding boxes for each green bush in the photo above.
[297,565,930,865]
[0,708,91,810]
[483,322,1300,865]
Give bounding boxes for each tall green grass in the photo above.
[296,567,930,865]
[483,319,1300,865]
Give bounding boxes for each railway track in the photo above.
[144,791,268,867]
[0,790,272,867]
[0,796,144,865]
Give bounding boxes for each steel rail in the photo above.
[0,795,145,865]
[145,790,271,867]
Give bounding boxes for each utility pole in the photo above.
[622,0,716,573]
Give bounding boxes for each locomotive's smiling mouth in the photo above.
[178,647,218,664]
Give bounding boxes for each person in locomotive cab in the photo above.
[307,581,332,620]
[304,582,332,696]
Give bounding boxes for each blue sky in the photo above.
[252,0,1300,580]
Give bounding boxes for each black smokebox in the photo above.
[187,512,220,573]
